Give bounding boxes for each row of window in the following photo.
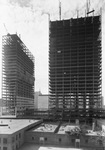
[0,133,21,145]
[32,136,62,142]
[31,136,102,145]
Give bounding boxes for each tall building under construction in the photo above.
[49,15,102,119]
[2,34,35,114]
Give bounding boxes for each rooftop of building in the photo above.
[3,34,34,62]
[27,119,105,137]
[50,15,100,23]
[0,118,105,136]
[0,119,41,134]
[58,123,80,134]
[35,91,49,96]
[30,122,58,133]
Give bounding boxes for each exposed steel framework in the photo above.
[49,15,102,119]
[2,34,35,114]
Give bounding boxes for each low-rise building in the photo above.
[0,119,105,150]
[34,91,48,110]
[0,119,42,150]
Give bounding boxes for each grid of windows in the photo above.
[2,34,35,114]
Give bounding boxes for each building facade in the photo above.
[34,91,48,110]
[2,34,35,115]
[49,15,102,119]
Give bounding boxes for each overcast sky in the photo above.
[0,0,105,100]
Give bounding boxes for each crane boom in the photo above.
[3,23,9,35]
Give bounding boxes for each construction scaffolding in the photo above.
[2,34,35,115]
[49,15,102,120]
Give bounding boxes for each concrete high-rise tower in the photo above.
[49,15,102,119]
[2,34,35,115]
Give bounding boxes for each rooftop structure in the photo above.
[2,34,35,115]
[49,15,102,120]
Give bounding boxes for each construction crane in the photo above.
[3,23,10,35]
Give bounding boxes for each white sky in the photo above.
[0,0,105,100]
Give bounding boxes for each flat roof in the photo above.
[0,119,40,134]
[30,122,58,133]
[58,124,80,134]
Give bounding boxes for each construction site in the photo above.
[15,9,105,122]
[2,34,35,115]
[1,1,105,149]
[24,119,105,149]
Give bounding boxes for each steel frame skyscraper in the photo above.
[2,34,35,115]
[49,15,102,119]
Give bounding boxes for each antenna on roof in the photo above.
[59,0,61,20]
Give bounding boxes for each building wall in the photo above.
[0,130,24,150]
[25,131,104,149]
[34,92,39,109]
[34,92,48,110]
[0,120,42,150]
[38,95,48,110]
[25,132,75,146]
